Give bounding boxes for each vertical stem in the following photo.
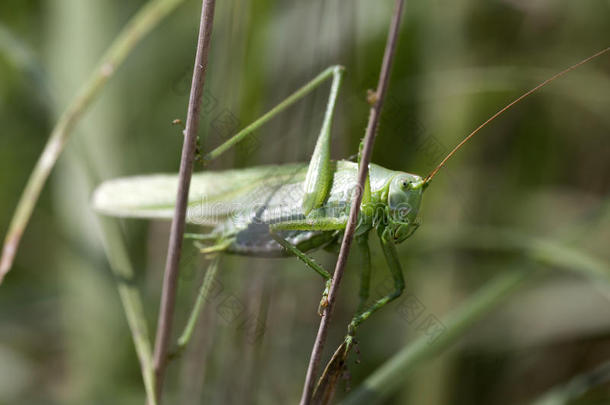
[151,0,217,401]
[298,1,406,404]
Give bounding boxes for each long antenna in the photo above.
[424,46,610,185]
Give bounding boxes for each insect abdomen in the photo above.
[226,229,338,257]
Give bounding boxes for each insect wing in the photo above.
[92,164,308,225]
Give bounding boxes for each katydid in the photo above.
[92,48,609,344]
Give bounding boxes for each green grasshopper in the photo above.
[92,49,608,344]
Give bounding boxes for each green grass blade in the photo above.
[96,217,157,405]
[0,0,187,283]
[417,226,610,296]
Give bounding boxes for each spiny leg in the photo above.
[203,65,345,163]
[347,227,405,348]
[269,232,331,280]
[270,232,332,315]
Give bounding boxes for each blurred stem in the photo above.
[529,360,610,405]
[0,0,186,284]
[417,226,610,298]
[341,268,531,405]
[97,218,157,405]
[173,256,220,355]
[0,24,52,105]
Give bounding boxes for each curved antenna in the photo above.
[424,46,610,185]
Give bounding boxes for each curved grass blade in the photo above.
[530,360,610,405]
[0,0,187,284]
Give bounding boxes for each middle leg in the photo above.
[269,232,333,315]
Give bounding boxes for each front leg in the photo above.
[346,226,405,348]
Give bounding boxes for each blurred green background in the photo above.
[1,1,609,404]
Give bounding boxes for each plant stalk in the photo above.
[151,0,217,401]
[299,1,406,403]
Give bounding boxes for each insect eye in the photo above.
[402,180,411,189]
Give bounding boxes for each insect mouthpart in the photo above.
[391,223,417,244]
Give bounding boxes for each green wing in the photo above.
[92,161,397,225]
[92,164,308,225]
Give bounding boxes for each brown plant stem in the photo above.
[151,0,216,401]
[298,1,406,404]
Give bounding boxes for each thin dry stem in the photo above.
[151,0,216,401]
[298,1,406,404]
